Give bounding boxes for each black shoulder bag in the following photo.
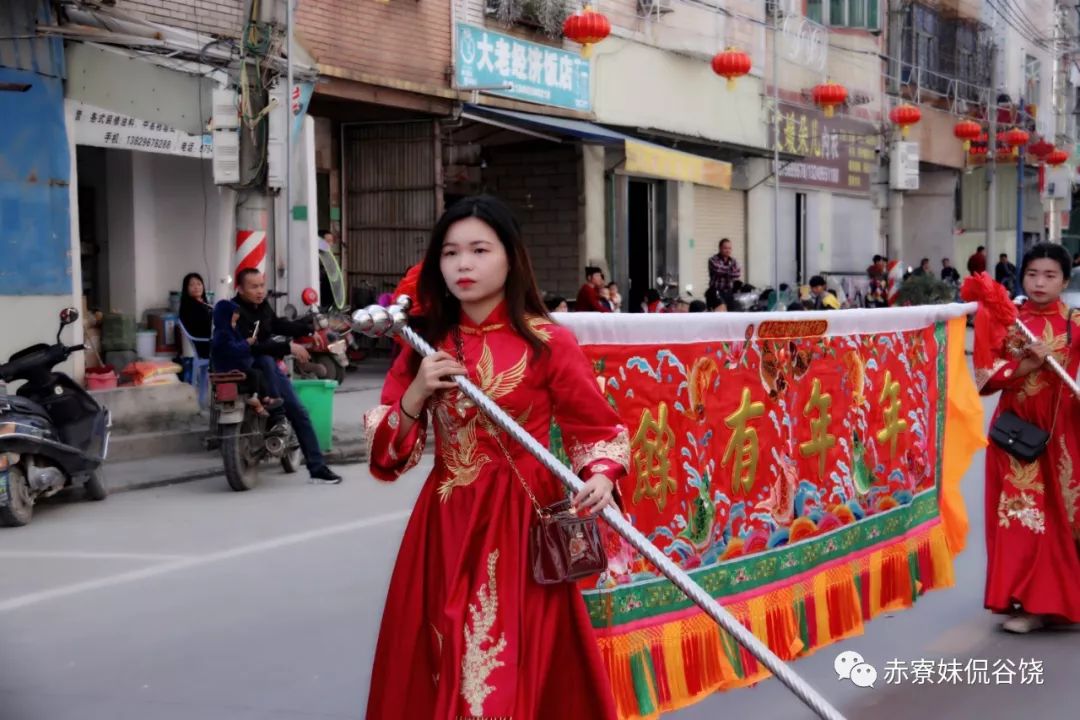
[989,310,1074,463]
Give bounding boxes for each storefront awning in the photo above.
[462,105,732,190]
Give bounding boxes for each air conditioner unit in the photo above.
[637,0,674,17]
[766,0,794,19]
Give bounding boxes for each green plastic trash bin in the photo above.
[293,378,337,452]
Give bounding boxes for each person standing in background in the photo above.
[968,245,988,276]
[575,266,610,312]
[708,238,741,298]
[606,282,623,312]
[996,253,1018,297]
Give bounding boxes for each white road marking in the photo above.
[0,551,192,562]
[0,509,411,614]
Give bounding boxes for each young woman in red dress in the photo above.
[363,195,629,718]
[977,242,1080,633]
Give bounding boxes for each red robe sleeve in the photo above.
[546,325,629,487]
[976,327,1024,395]
[363,348,427,482]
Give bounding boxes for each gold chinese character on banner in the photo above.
[811,119,822,157]
[723,388,765,494]
[631,402,678,510]
[799,378,836,476]
[876,370,909,458]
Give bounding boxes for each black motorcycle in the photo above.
[0,308,110,527]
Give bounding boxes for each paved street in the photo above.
[1,395,1078,720]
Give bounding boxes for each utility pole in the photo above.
[886,1,904,265]
[1016,95,1025,281]
[1048,2,1066,243]
[771,5,781,294]
[985,46,997,261]
[285,0,295,295]
[234,0,276,301]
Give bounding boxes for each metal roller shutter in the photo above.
[343,121,438,300]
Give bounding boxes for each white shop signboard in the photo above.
[69,100,212,159]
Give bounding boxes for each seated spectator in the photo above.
[688,300,707,313]
[544,295,568,313]
[809,275,841,310]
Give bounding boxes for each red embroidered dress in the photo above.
[363,303,630,719]
[977,300,1080,621]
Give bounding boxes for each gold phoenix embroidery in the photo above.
[477,343,527,402]
[1058,437,1078,527]
[461,550,507,716]
[437,341,528,501]
[526,316,553,342]
[1005,453,1045,494]
[1017,321,1068,401]
[438,415,491,502]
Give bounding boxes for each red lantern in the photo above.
[811,81,847,118]
[953,119,981,151]
[968,144,987,163]
[562,5,611,59]
[889,104,922,138]
[1002,127,1030,150]
[1028,137,1054,160]
[1045,148,1069,167]
[711,48,752,91]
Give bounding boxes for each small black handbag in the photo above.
[989,411,1050,463]
[988,310,1074,463]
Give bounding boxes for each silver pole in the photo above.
[352,297,849,720]
[986,46,997,258]
[772,11,781,295]
[285,0,295,298]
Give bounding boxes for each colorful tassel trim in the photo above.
[597,521,954,720]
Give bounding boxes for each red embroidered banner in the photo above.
[551,307,984,719]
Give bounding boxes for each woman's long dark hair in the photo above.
[410,195,550,370]
[1021,242,1073,280]
[179,272,206,302]
[181,272,208,306]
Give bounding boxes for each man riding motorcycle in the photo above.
[230,268,342,484]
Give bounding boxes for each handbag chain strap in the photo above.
[451,327,546,519]
[1043,309,1075,438]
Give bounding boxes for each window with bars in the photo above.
[1024,55,1041,106]
[806,0,879,30]
[899,4,990,99]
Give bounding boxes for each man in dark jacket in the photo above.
[232,268,342,484]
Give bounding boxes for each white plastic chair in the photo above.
[178,320,210,409]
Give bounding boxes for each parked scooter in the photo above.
[210,370,302,492]
[0,308,110,527]
[293,288,349,385]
